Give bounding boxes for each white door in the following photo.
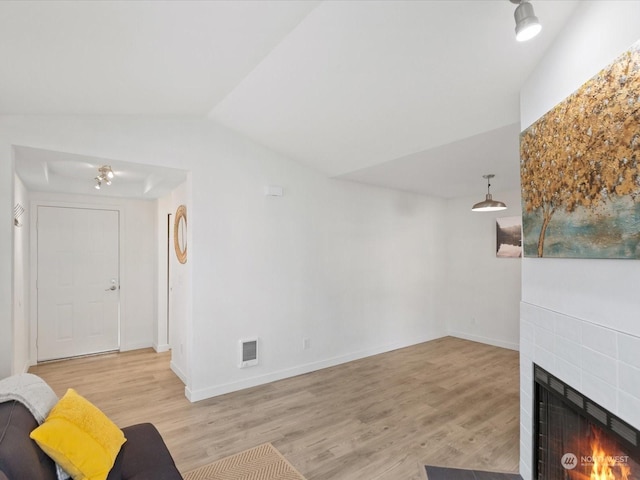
[37,206,120,361]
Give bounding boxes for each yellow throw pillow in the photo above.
[30,388,126,480]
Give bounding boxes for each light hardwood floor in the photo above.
[29,336,520,480]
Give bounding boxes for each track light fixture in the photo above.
[94,165,114,190]
[510,0,541,42]
[472,174,507,212]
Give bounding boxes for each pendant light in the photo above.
[472,174,507,212]
[510,0,541,42]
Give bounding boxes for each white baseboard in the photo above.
[448,331,519,351]
[170,360,188,385]
[185,333,447,402]
[120,341,153,352]
[153,343,171,353]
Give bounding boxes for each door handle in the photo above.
[105,285,117,291]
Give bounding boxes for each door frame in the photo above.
[29,200,125,364]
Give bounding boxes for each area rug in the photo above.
[425,465,522,480]
[183,443,307,480]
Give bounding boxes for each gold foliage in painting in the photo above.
[520,43,640,257]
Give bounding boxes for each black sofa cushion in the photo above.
[117,423,182,480]
[0,401,57,480]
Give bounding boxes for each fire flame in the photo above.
[589,435,631,480]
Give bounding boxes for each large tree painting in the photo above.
[520,41,640,258]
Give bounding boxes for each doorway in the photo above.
[36,205,120,361]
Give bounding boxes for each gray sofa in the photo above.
[0,400,183,480]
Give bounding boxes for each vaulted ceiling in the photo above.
[1,0,580,198]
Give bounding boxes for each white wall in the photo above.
[0,144,14,379]
[12,175,29,373]
[121,196,158,351]
[157,181,191,383]
[445,189,522,350]
[0,116,448,396]
[155,195,171,354]
[27,191,158,357]
[519,2,640,479]
[187,147,448,400]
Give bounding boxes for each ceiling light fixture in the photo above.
[94,165,114,190]
[510,0,541,42]
[472,174,507,212]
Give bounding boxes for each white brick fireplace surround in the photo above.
[519,302,640,479]
[518,2,640,479]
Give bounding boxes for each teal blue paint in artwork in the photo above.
[522,197,640,259]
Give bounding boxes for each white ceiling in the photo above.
[1,0,580,199]
[340,123,522,199]
[0,1,318,116]
[14,146,188,199]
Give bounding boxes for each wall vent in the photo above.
[239,338,258,368]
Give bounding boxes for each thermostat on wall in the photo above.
[239,338,259,368]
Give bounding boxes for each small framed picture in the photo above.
[497,216,522,258]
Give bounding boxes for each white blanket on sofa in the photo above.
[0,373,70,480]
[0,373,58,422]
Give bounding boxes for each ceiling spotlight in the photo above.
[510,0,541,42]
[94,165,114,190]
[98,165,114,180]
[472,174,507,212]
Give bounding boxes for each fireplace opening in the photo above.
[534,365,640,479]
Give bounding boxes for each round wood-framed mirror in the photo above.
[174,205,187,264]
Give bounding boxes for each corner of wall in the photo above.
[12,172,30,376]
[0,145,14,379]
[153,343,171,353]
[442,190,523,351]
[518,2,640,478]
